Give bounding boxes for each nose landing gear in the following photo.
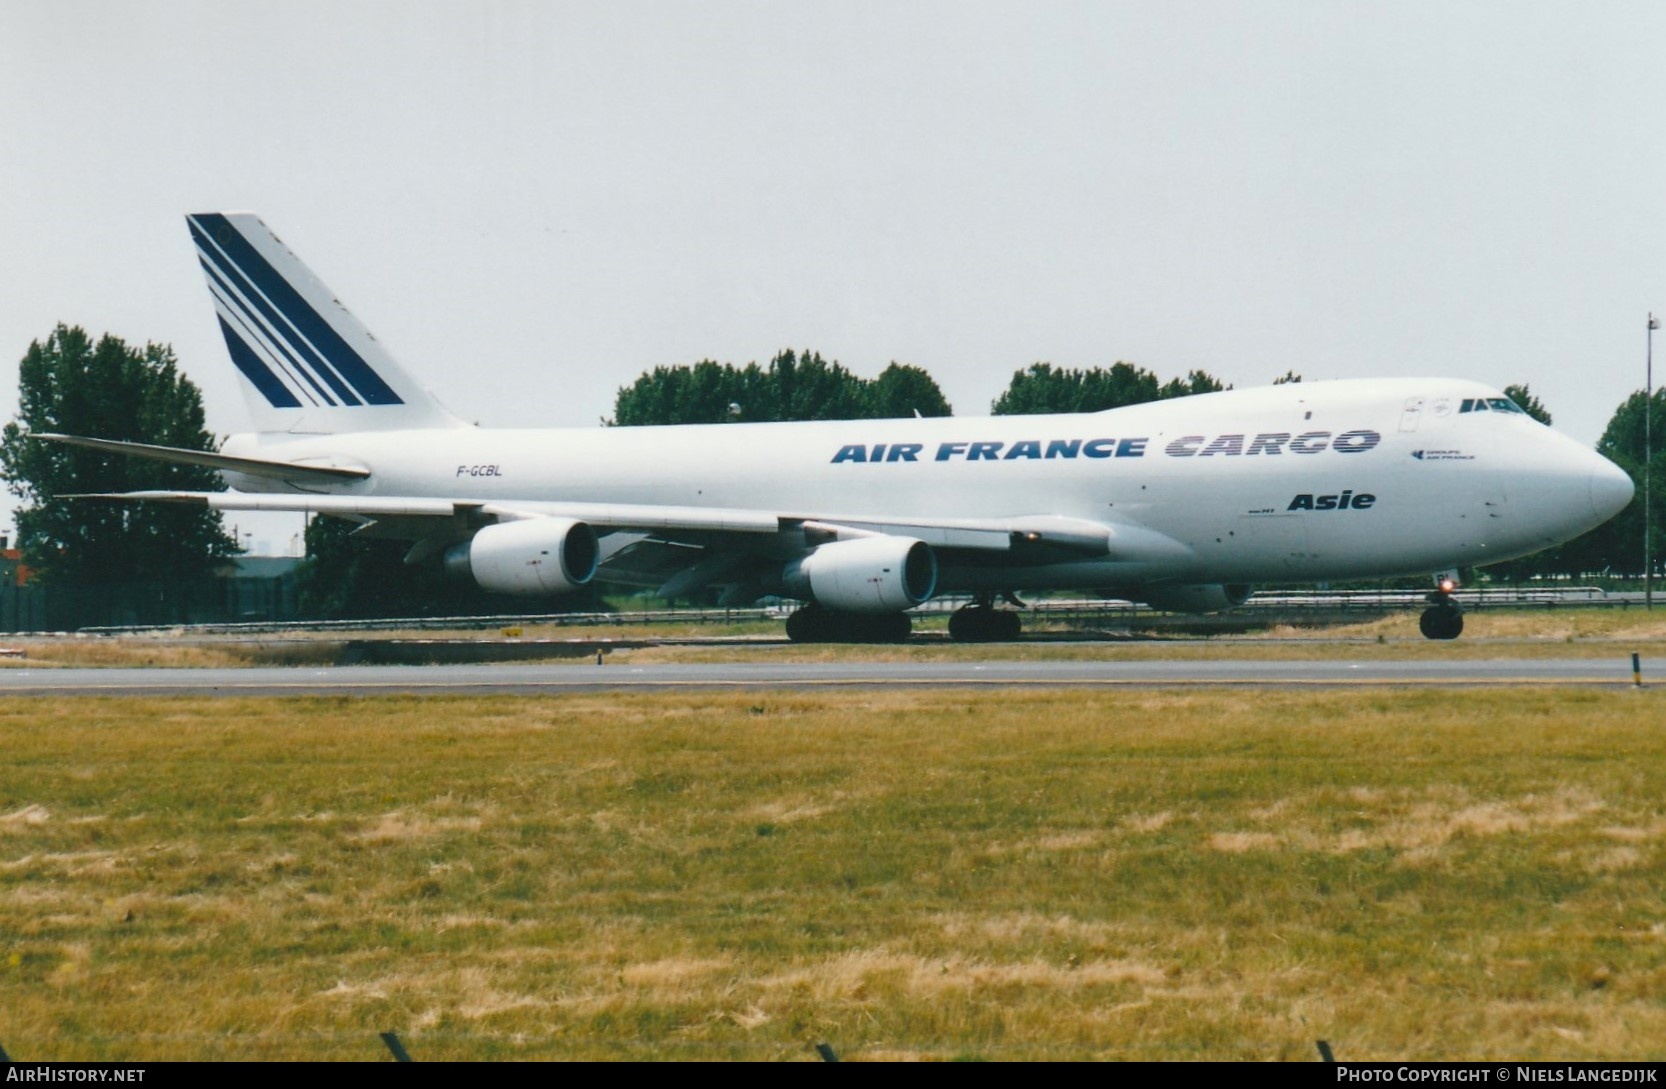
[1419,574,1464,640]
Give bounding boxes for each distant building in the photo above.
[0,539,32,588]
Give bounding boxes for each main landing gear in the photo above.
[782,599,1027,643]
[1419,576,1464,641]
[947,601,1023,642]
[784,604,912,644]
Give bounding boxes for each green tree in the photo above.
[1557,388,1663,578]
[295,516,424,619]
[1159,369,1227,400]
[1272,370,1302,385]
[610,360,742,425]
[0,324,236,583]
[991,362,1228,415]
[864,362,953,418]
[610,350,951,425]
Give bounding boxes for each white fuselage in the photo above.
[222,377,1633,592]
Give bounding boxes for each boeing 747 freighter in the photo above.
[42,214,1635,641]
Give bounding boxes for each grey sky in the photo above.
[2,1,1662,545]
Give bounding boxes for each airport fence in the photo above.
[0,572,298,634]
[49,585,1628,637]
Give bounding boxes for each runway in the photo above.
[0,656,1655,696]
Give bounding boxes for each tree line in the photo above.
[610,350,952,424]
[2,325,1661,618]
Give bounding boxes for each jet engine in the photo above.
[782,536,937,613]
[1138,583,1253,614]
[443,517,599,595]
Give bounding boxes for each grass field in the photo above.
[2,687,1663,1061]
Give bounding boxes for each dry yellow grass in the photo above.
[1244,607,1666,644]
[0,637,261,669]
[0,604,1661,669]
[1,687,1663,1060]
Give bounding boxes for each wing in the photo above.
[39,429,1193,602]
[69,489,1192,601]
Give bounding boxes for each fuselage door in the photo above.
[1398,396,1425,432]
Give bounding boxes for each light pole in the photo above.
[1649,313,1657,609]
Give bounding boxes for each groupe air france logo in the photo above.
[830,429,1383,464]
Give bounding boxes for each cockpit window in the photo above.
[1458,397,1526,415]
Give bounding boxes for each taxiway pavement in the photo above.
[0,657,1656,697]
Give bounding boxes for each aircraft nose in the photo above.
[1589,453,1635,522]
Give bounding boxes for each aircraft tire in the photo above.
[874,612,912,643]
[949,605,1022,642]
[785,605,829,643]
[787,606,911,643]
[842,611,909,643]
[948,606,992,642]
[1418,605,1464,640]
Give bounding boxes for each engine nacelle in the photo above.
[1138,583,1253,614]
[782,536,937,613]
[443,518,599,595]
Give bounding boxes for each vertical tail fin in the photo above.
[187,213,469,433]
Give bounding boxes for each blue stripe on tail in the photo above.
[190,217,363,406]
[217,317,303,408]
[198,257,341,406]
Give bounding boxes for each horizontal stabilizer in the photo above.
[65,491,463,517]
[35,433,370,484]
